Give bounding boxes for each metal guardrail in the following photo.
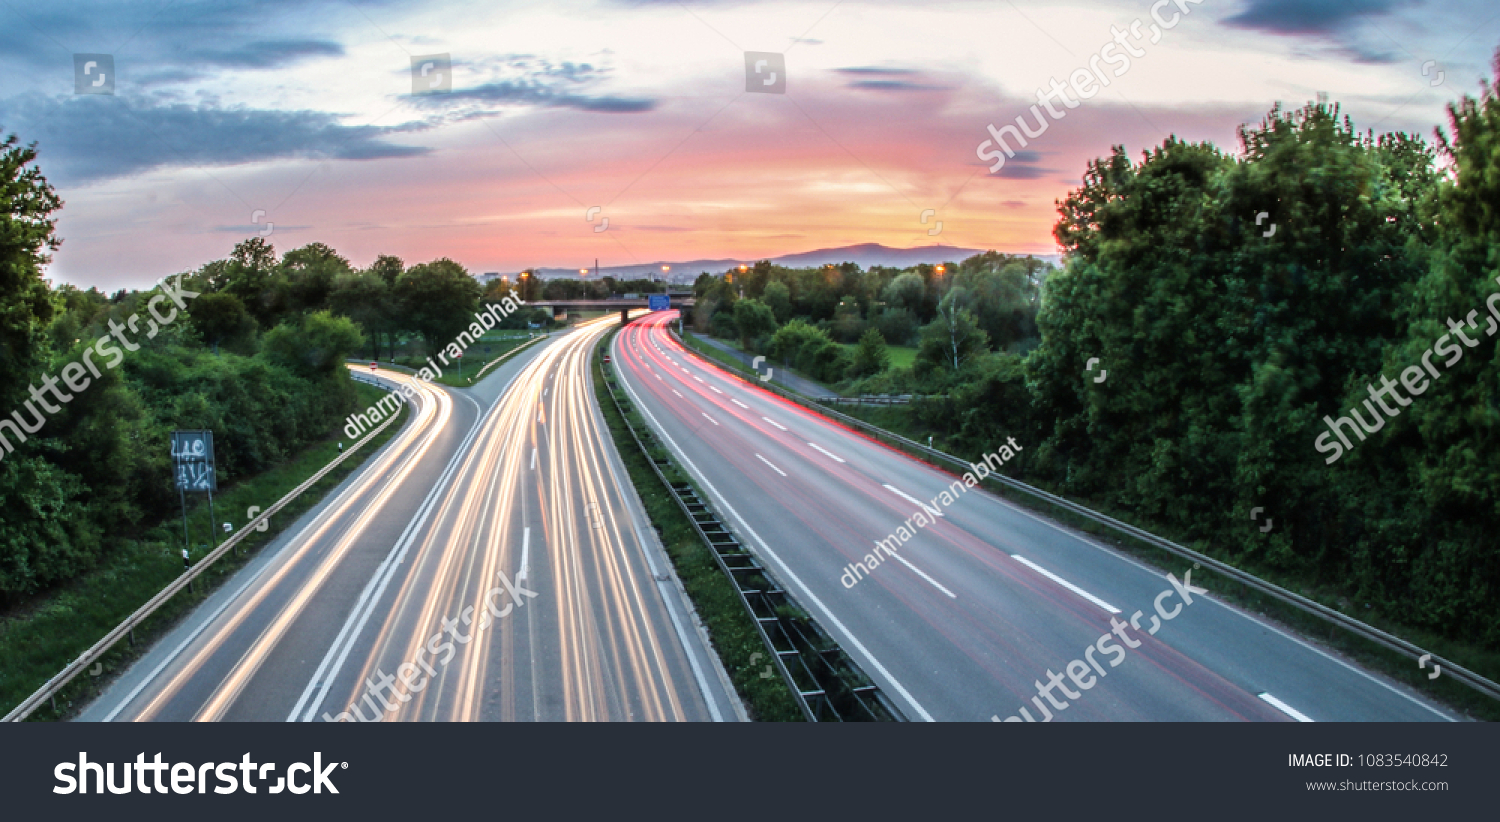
[599,333,901,721]
[4,372,411,722]
[823,393,916,406]
[673,330,1500,706]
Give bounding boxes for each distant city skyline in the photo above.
[1,0,1494,290]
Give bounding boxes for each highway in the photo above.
[81,317,738,722]
[611,311,1458,722]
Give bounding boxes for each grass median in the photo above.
[0,378,412,720]
[591,330,802,722]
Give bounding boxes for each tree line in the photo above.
[691,252,1053,384]
[0,138,546,602]
[770,64,1498,651]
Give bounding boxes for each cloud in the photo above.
[188,39,345,69]
[1222,0,1412,35]
[836,67,946,92]
[0,93,429,184]
[846,79,944,92]
[836,67,919,76]
[416,81,656,112]
[979,149,1054,179]
[411,55,657,113]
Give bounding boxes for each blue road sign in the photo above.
[171,430,217,492]
[648,294,670,311]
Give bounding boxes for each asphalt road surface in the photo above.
[82,318,739,722]
[612,311,1457,722]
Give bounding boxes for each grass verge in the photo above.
[390,333,542,387]
[837,341,918,370]
[0,379,412,720]
[591,330,802,722]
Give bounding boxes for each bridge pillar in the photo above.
[621,308,630,325]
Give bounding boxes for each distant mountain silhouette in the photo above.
[499,243,1058,282]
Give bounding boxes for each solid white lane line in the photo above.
[1010,555,1120,614]
[755,454,787,476]
[1259,692,1314,722]
[884,547,957,599]
[530,447,537,470]
[808,442,846,463]
[673,389,684,398]
[762,416,787,431]
[731,399,749,409]
[709,385,723,394]
[702,412,720,426]
[520,526,531,582]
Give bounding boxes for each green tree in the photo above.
[831,296,865,342]
[395,258,482,355]
[260,310,365,376]
[187,292,257,354]
[1356,56,1500,644]
[733,298,777,350]
[762,280,792,324]
[0,133,62,413]
[281,242,352,314]
[873,306,918,347]
[329,270,392,359]
[367,254,404,286]
[848,327,890,379]
[882,272,927,319]
[223,237,286,328]
[917,296,988,374]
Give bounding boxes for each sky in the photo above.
[2,0,1497,290]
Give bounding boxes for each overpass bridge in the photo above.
[526,296,695,324]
